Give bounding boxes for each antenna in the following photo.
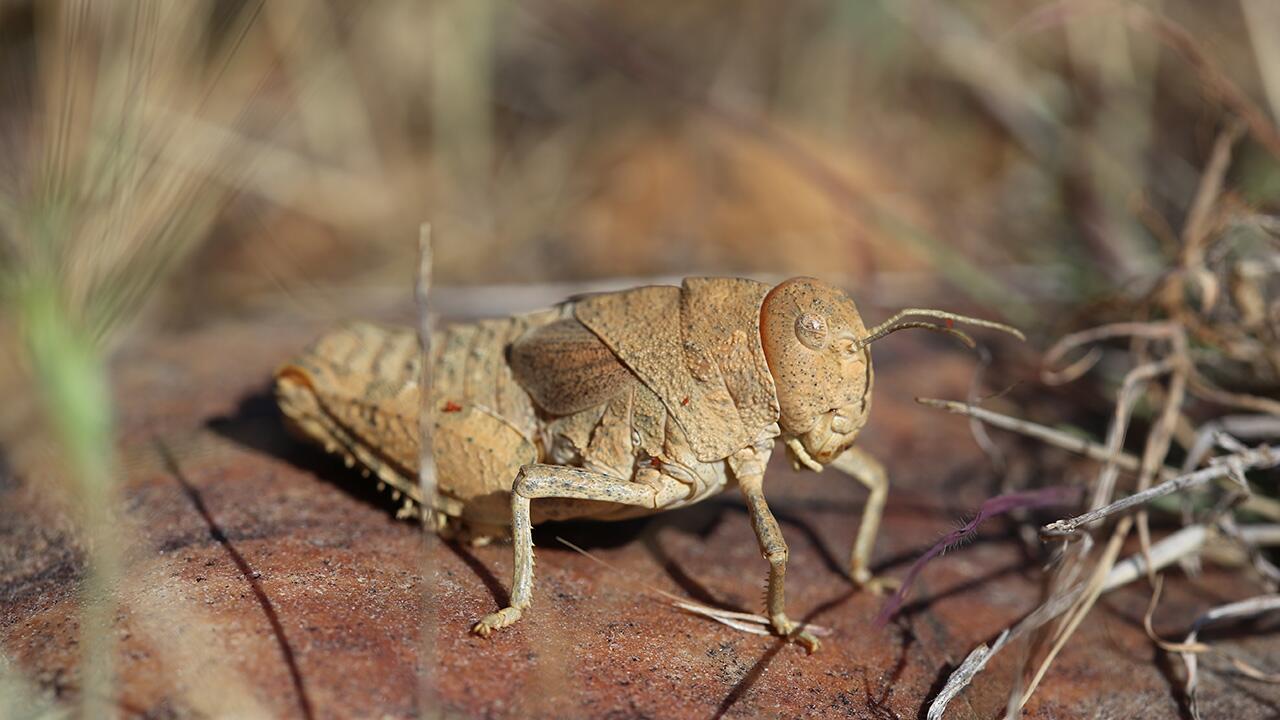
[852,309,1025,353]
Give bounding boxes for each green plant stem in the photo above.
[20,280,121,720]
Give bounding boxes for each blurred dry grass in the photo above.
[103,0,1276,331]
[1,0,1279,717]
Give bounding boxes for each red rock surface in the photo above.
[3,307,1279,718]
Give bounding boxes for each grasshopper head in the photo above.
[760,278,1027,470]
[760,277,872,467]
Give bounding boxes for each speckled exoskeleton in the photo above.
[275,277,1020,650]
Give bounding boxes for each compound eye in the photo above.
[794,313,828,350]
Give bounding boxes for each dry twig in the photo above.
[1040,443,1278,538]
[1176,594,1280,719]
[919,398,1280,522]
[927,523,1280,719]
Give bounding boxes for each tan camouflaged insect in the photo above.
[275,276,1021,650]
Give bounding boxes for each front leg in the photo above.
[735,470,820,653]
[827,446,898,593]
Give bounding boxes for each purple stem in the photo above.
[874,485,1082,626]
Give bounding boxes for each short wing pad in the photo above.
[509,318,633,416]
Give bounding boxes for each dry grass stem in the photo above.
[1019,517,1134,709]
[1180,121,1246,266]
[929,522,1280,718]
[920,398,1280,522]
[1040,443,1278,538]
[1015,317,1230,712]
[1186,371,1280,416]
[926,629,1010,720]
[927,566,1096,720]
[917,398,1169,477]
[1087,355,1180,512]
[415,222,437,523]
[1182,416,1280,472]
[1106,525,1205,592]
[924,296,1277,714]
[1217,517,1280,587]
[1126,6,1280,161]
[1178,594,1280,718]
[1104,523,1280,592]
[415,222,438,715]
[553,536,832,638]
[1041,322,1183,383]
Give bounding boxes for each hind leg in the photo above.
[471,464,668,637]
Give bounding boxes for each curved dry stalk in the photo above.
[1181,121,1246,265]
[1187,368,1280,416]
[1134,358,1189,582]
[1039,320,1190,513]
[1089,357,1178,513]
[1143,576,1211,654]
[1179,594,1280,719]
[1126,6,1280,162]
[1041,321,1182,385]
[1040,346,1102,386]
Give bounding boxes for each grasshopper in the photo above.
[275,277,1020,650]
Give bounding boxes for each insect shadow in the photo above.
[207,387,397,513]
[207,387,662,543]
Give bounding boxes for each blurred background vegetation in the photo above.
[7,0,1280,333]
[1,0,1278,716]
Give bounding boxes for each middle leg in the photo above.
[828,445,899,593]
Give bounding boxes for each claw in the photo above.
[471,606,523,637]
[851,567,901,596]
[864,575,901,595]
[771,614,821,653]
[792,629,821,653]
